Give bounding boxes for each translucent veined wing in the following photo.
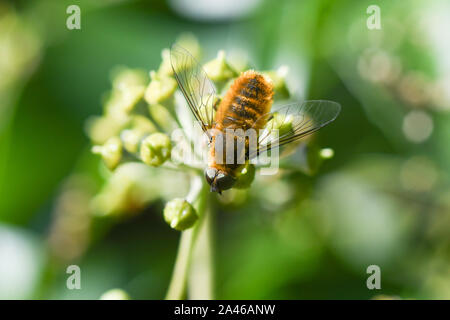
[170,44,218,137]
[250,100,341,159]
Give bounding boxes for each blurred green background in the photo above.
[1,0,449,299]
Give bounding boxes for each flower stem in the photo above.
[165,174,208,300]
[188,205,214,299]
[165,228,195,300]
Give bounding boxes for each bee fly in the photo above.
[170,45,340,194]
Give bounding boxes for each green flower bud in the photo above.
[217,188,248,206]
[175,33,201,60]
[263,66,290,100]
[320,148,334,160]
[111,67,148,91]
[91,163,161,217]
[121,116,157,153]
[140,133,171,167]
[158,48,173,76]
[91,179,134,217]
[92,136,123,170]
[163,35,199,75]
[265,112,294,138]
[203,51,237,84]
[226,49,249,73]
[106,68,147,115]
[164,198,198,231]
[121,129,143,154]
[149,103,178,133]
[234,164,256,189]
[100,289,130,300]
[85,115,128,145]
[144,71,177,105]
[131,115,157,132]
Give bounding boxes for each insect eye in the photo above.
[204,168,217,185]
[215,173,236,191]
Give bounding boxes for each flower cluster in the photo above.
[87,34,330,230]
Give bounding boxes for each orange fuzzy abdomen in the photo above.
[214,70,274,131]
[209,70,274,175]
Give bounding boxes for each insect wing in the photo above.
[170,44,217,136]
[251,100,341,158]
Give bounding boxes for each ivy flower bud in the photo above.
[92,136,123,170]
[140,133,171,167]
[121,129,142,154]
[100,289,130,300]
[234,164,256,189]
[91,163,161,217]
[164,198,198,231]
[121,116,156,153]
[149,103,178,133]
[320,148,334,159]
[175,33,201,60]
[263,66,290,100]
[112,68,147,91]
[85,115,128,145]
[157,48,173,76]
[266,112,294,138]
[226,49,249,73]
[144,71,177,106]
[203,51,237,83]
[107,68,147,115]
[131,115,157,132]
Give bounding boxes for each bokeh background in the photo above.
[1,0,449,299]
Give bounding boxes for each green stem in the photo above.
[165,174,208,300]
[165,228,196,300]
[188,205,214,299]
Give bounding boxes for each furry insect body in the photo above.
[206,71,274,192]
[170,45,341,194]
[214,70,274,132]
